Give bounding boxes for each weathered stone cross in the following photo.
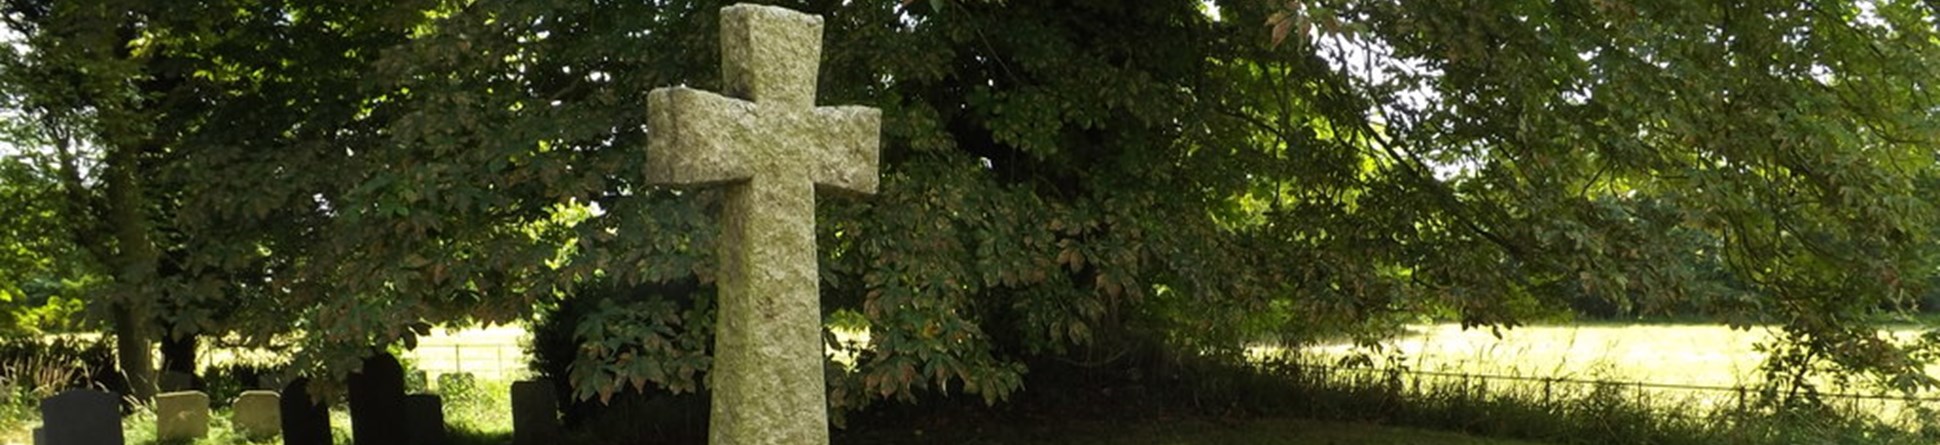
[644,4,879,445]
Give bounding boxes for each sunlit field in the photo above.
[1289,324,1773,387]
[1261,323,1940,426]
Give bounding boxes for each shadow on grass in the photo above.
[836,417,1543,445]
[447,424,512,445]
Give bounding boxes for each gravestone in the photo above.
[232,390,282,441]
[39,389,123,445]
[510,380,561,445]
[348,353,408,445]
[155,390,211,441]
[403,394,446,445]
[643,4,881,445]
[279,378,331,445]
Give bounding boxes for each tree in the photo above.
[1273,0,1940,397]
[0,0,177,400]
[0,137,97,335]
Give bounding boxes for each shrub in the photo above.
[199,361,283,409]
[527,276,714,444]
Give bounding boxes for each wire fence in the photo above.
[403,339,529,382]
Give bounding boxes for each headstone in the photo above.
[155,390,211,441]
[159,371,196,392]
[232,390,282,441]
[643,4,881,444]
[403,394,446,445]
[348,353,408,445]
[510,380,562,445]
[38,389,124,445]
[279,378,332,445]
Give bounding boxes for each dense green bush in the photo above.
[527,277,714,444]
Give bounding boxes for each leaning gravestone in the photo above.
[232,390,282,441]
[403,394,446,445]
[348,353,408,445]
[644,4,881,445]
[510,380,562,445]
[155,390,211,441]
[39,389,123,445]
[279,378,331,445]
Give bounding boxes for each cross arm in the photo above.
[646,87,757,187]
[808,105,882,195]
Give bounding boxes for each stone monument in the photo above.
[39,389,124,445]
[155,390,211,441]
[510,379,562,445]
[644,4,881,445]
[280,378,332,445]
[348,353,408,445]
[231,390,282,441]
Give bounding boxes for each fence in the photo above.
[405,336,531,380]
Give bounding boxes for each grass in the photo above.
[1234,324,1940,445]
[85,372,515,445]
[1266,323,1940,424]
[68,377,1537,445]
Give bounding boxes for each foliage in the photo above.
[527,278,713,442]
[1270,0,1940,395]
[0,154,96,334]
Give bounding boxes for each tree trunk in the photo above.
[106,147,158,403]
[159,329,198,375]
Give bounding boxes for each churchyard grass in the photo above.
[103,378,517,445]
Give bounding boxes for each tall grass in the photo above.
[0,348,92,444]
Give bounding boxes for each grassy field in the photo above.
[1270,323,1940,426]
[1284,324,1774,387]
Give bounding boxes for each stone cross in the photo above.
[644,4,880,445]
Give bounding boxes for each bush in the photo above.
[199,361,283,409]
[527,277,714,444]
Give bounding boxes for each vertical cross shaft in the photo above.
[643,4,880,445]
